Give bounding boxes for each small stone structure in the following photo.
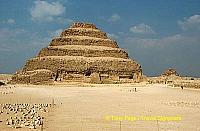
[10,22,142,84]
[161,68,179,76]
[148,68,181,84]
[161,68,179,77]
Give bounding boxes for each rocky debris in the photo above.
[10,22,142,84]
[0,74,12,85]
[0,85,14,95]
[162,101,199,108]
[174,81,200,89]
[147,76,181,85]
[147,68,181,84]
[0,103,56,130]
[146,75,200,90]
[0,91,14,95]
[161,68,179,77]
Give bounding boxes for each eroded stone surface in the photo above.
[10,22,142,84]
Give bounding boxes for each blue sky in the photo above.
[0,0,200,77]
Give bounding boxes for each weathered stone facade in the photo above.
[10,22,142,84]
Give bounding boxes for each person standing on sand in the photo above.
[181,86,183,89]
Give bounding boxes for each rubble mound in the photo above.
[10,22,142,84]
[161,68,179,77]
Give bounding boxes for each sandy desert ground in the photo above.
[0,82,200,131]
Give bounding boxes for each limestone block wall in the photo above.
[60,28,107,39]
[38,46,128,58]
[23,57,86,73]
[70,22,97,29]
[50,37,118,48]
[22,56,139,76]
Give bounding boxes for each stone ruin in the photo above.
[10,22,142,84]
[161,68,179,77]
[148,68,181,84]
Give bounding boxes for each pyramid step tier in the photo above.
[50,36,118,48]
[70,22,97,29]
[38,45,128,59]
[11,69,54,84]
[23,56,141,75]
[60,28,107,39]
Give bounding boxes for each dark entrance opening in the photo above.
[85,69,91,76]
[55,70,59,81]
[119,75,133,79]
[0,81,5,86]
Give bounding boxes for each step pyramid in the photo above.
[11,22,142,84]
